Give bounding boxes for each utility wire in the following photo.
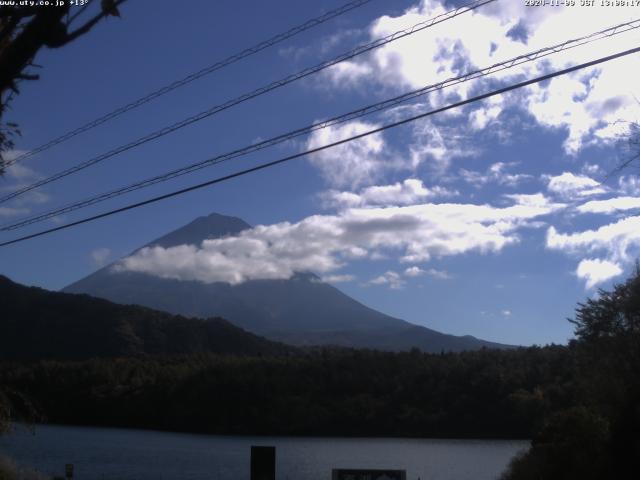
[3,17,639,232]
[2,44,639,248]
[3,0,374,168]
[0,0,496,205]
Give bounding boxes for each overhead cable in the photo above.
[3,0,375,168]
[4,17,638,231]
[0,0,496,204]
[2,43,639,247]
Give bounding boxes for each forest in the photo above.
[1,269,639,479]
[0,275,291,361]
[0,346,569,439]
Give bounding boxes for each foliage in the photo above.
[571,263,640,340]
[0,387,40,435]
[0,390,9,434]
[1,269,640,479]
[502,267,640,479]
[0,345,572,439]
[0,273,575,439]
[0,275,291,360]
[501,407,611,480]
[0,455,18,480]
[0,454,48,480]
[0,1,126,171]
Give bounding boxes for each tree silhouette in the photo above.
[502,266,640,480]
[0,0,127,174]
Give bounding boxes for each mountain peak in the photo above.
[146,212,251,249]
[203,211,245,222]
[64,213,513,353]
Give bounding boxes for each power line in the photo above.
[3,17,638,232]
[0,0,495,205]
[3,0,375,168]
[2,44,639,248]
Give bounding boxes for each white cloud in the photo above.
[280,28,363,63]
[321,178,457,209]
[90,248,112,267]
[504,192,563,210]
[575,258,623,289]
[427,268,451,279]
[325,61,374,87]
[116,198,560,285]
[4,163,36,180]
[331,0,520,94]
[0,160,33,198]
[618,175,640,196]
[321,0,640,155]
[546,202,640,287]
[546,172,607,200]
[0,151,51,217]
[469,106,501,131]
[408,120,479,173]
[321,274,355,284]
[525,74,593,154]
[307,118,478,188]
[460,162,533,188]
[576,196,640,215]
[306,121,387,188]
[2,151,42,184]
[320,28,363,54]
[582,163,603,176]
[501,309,512,317]
[0,206,28,218]
[369,270,405,289]
[404,265,451,279]
[546,215,640,263]
[403,266,424,277]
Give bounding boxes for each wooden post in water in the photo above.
[250,445,275,480]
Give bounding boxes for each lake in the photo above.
[0,424,528,480]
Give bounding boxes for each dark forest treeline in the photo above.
[1,269,640,479]
[0,346,570,439]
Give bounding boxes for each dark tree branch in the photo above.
[0,7,69,94]
[63,0,126,45]
[0,16,21,44]
[0,0,127,171]
[0,7,42,18]
[0,0,127,95]
[67,3,92,27]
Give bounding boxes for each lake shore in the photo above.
[1,423,528,480]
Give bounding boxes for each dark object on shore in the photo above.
[251,446,275,480]
[332,469,406,480]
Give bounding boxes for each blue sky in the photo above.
[1,0,640,346]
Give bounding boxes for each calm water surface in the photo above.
[0,424,528,480]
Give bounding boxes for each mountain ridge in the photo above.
[64,212,512,352]
[0,274,290,361]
